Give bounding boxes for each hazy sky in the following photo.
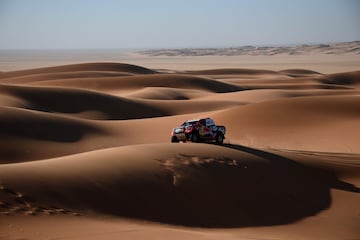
[0,0,359,49]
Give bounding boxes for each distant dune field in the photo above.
[0,61,359,240]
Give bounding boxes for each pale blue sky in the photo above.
[0,0,359,49]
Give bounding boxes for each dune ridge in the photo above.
[0,62,156,79]
[24,74,243,93]
[0,62,359,240]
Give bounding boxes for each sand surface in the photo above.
[0,54,359,239]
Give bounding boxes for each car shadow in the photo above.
[222,143,360,193]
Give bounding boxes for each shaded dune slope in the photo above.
[0,107,102,141]
[222,77,353,90]
[317,71,360,86]
[0,84,169,120]
[0,107,109,163]
[279,69,323,77]
[196,88,359,104]
[0,143,357,227]
[0,84,244,120]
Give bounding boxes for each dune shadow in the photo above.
[0,117,98,142]
[222,144,360,194]
[2,85,169,120]
[52,144,359,228]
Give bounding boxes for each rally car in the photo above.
[171,118,226,144]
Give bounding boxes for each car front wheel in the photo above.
[171,136,179,143]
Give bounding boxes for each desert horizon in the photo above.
[1,41,360,74]
[1,43,360,239]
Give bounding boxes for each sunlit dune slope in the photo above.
[212,95,360,152]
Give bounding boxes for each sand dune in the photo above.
[0,62,359,240]
[1,143,358,227]
[0,71,135,84]
[0,84,169,120]
[125,87,209,100]
[211,95,360,152]
[185,68,281,75]
[23,74,243,94]
[0,62,156,79]
[318,70,360,86]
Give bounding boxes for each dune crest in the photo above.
[0,62,156,79]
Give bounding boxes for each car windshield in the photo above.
[182,120,198,126]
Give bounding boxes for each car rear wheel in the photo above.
[190,133,200,143]
[215,133,224,144]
